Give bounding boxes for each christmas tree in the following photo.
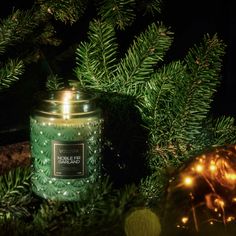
[0,0,236,235]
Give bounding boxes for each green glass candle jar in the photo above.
[30,89,103,201]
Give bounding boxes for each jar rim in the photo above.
[32,89,100,118]
[36,89,96,102]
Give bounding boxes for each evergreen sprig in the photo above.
[138,34,225,163]
[97,0,136,30]
[0,10,37,55]
[171,34,225,145]
[206,116,236,146]
[0,167,32,219]
[76,21,173,95]
[36,0,88,24]
[138,60,186,144]
[75,20,118,90]
[0,169,143,235]
[46,74,64,90]
[115,22,173,95]
[0,59,24,89]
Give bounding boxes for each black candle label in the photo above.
[52,140,86,178]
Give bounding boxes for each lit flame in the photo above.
[62,91,72,120]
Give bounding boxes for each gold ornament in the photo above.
[124,208,161,236]
[163,145,236,235]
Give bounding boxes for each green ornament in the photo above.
[124,208,161,236]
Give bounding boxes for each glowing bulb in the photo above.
[227,216,235,222]
[183,176,193,187]
[219,200,225,207]
[181,217,189,224]
[195,164,204,173]
[215,198,225,208]
[225,173,236,181]
[209,164,217,172]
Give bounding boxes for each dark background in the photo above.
[0,0,235,144]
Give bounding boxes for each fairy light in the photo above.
[214,198,225,208]
[225,173,236,181]
[195,164,204,173]
[183,176,194,187]
[181,217,189,224]
[226,216,235,222]
[209,163,217,172]
[172,145,236,232]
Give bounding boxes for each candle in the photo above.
[30,90,103,201]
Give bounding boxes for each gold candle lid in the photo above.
[33,89,100,119]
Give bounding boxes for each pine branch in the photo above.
[88,20,118,78]
[0,59,24,90]
[137,60,185,144]
[142,35,225,158]
[140,168,167,209]
[37,0,89,24]
[76,22,173,95]
[115,22,173,95]
[167,34,225,146]
[0,167,32,219]
[97,0,136,30]
[0,10,37,55]
[207,116,236,146]
[31,178,141,235]
[46,74,65,90]
[75,42,104,89]
[135,35,226,202]
[76,20,118,91]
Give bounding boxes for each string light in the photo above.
[181,217,189,224]
[170,145,236,231]
[195,164,204,173]
[227,216,235,222]
[209,163,217,172]
[183,176,194,187]
[225,173,236,181]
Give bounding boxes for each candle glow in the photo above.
[30,90,103,201]
[62,91,72,120]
